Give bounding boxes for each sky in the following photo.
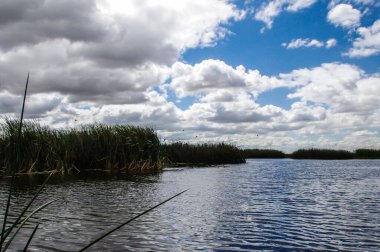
[0,0,379,152]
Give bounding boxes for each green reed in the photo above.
[0,120,163,176]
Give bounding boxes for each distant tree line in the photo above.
[163,142,245,166]
[290,149,354,159]
[242,148,380,160]
[242,149,286,159]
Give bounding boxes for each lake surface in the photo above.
[1,159,380,251]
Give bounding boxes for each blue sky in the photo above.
[183,0,380,73]
[179,0,380,112]
[0,0,379,151]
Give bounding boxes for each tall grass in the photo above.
[162,142,245,166]
[242,149,286,159]
[0,120,163,175]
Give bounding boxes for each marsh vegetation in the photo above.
[0,120,163,176]
[1,119,379,177]
[0,120,246,176]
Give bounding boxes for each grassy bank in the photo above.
[162,142,245,166]
[0,120,162,175]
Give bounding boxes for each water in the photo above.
[1,159,380,251]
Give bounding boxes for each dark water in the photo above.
[1,159,380,251]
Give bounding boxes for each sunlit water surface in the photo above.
[1,159,380,251]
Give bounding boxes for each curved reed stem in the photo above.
[2,171,54,240]
[79,189,189,251]
[3,199,58,251]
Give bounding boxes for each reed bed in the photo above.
[0,120,163,176]
[162,142,245,166]
[242,149,286,159]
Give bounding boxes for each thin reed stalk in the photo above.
[79,189,188,251]
[3,199,58,251]
[1,74,29,250]
[2,172,54,240]
[23,223,39,251]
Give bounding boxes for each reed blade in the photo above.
[2,171,54,240]
[79,189,189,252]
[23,223,39,252]
[1,73,29,250]
[3,199,58,251]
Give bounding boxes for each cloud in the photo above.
[282,38,337,49]
[0,1,379,151]
[353,0,376,5]
[287,102,326,122]
[286,39,324,48]
[195,92,275,124]
[0,40,170,104]
[326,38,338,48]
[170,59,283,98]
[345,19,380,57]
[281,62,380,116]
[0,0,242,104]
[4,60,374,152]
[0,91,62,118]
[329,0,377,7]
[254,0,317,30]
[167,59,380,150]
[327,4,361,28]
[0,0,105,51]
[170,59,379,123]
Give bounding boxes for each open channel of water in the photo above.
[1,159,379,251]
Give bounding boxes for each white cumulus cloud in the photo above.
[0,0,242,104]
[345,19,380,57]
[170,59,282,98]
[281,63,380,116]
[327,4,361,28]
